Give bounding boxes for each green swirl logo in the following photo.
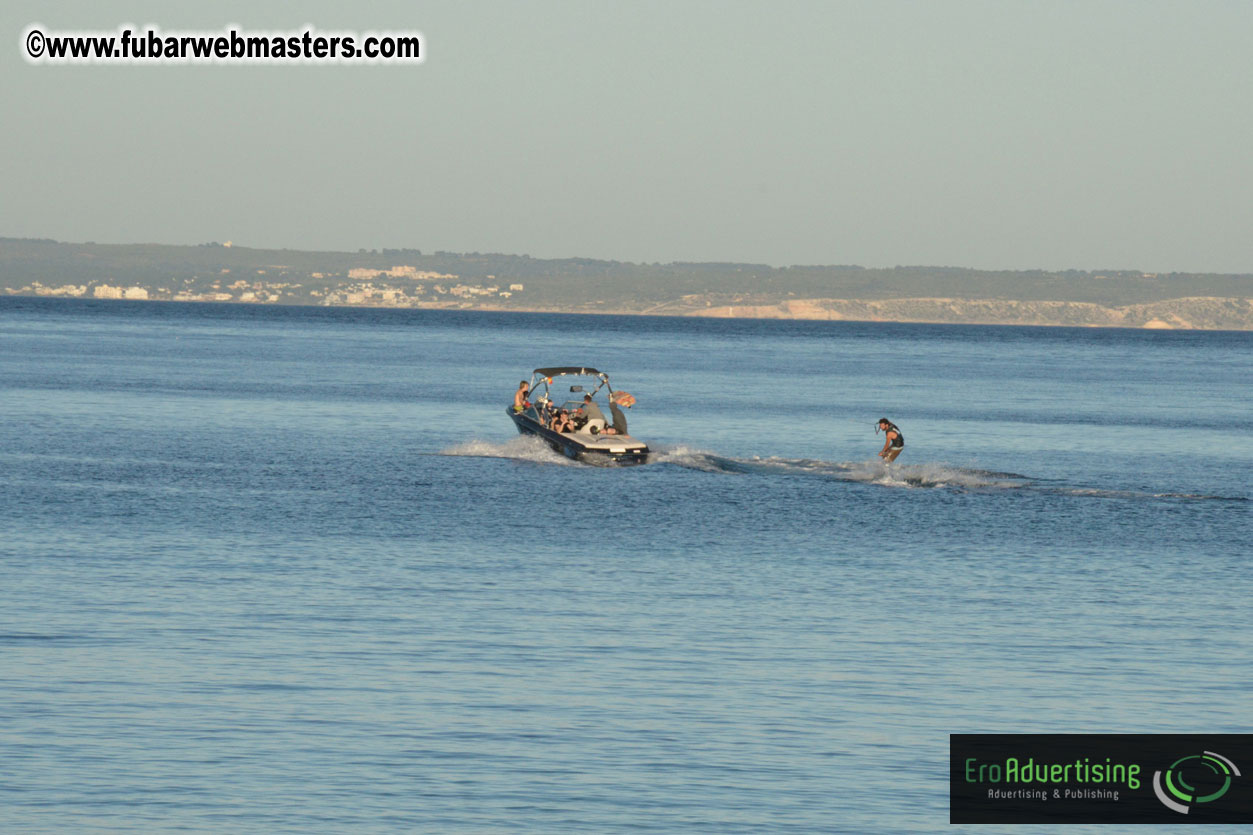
[1153,751,1241,814]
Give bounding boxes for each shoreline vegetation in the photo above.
[3,237,1251,329]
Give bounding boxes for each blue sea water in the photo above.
[1,297,1249,833]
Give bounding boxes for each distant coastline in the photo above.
[3,237,1251,330]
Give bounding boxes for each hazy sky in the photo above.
[4,0,1252,272]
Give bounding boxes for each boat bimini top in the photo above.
[526,367,614,405]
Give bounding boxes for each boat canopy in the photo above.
[532,366,603,377]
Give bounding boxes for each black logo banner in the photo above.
[951,734,1253,824]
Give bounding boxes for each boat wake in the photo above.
[440,436,578,466]
[647,445,1245,501]
[440,439,1246,501]
[649,446,1029,489]
[1040,486,1246,502]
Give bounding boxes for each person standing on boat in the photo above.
[876,418,904,462]
[513,380,530,412]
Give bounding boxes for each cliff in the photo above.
[685,296,1253,330]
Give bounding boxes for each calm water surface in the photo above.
[1,299,1249,833]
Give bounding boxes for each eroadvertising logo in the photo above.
[950,735,1253,824]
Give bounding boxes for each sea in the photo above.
[1,297,1249,834]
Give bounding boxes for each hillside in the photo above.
[2,238,1251,329]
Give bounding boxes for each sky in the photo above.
[3,0,1252,272]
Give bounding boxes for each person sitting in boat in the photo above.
[551,409,574,433]
[579,394,605,425]
[602,392,632,435]
[513,380,530,412]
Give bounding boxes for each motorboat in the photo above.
[507,367,649,465]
